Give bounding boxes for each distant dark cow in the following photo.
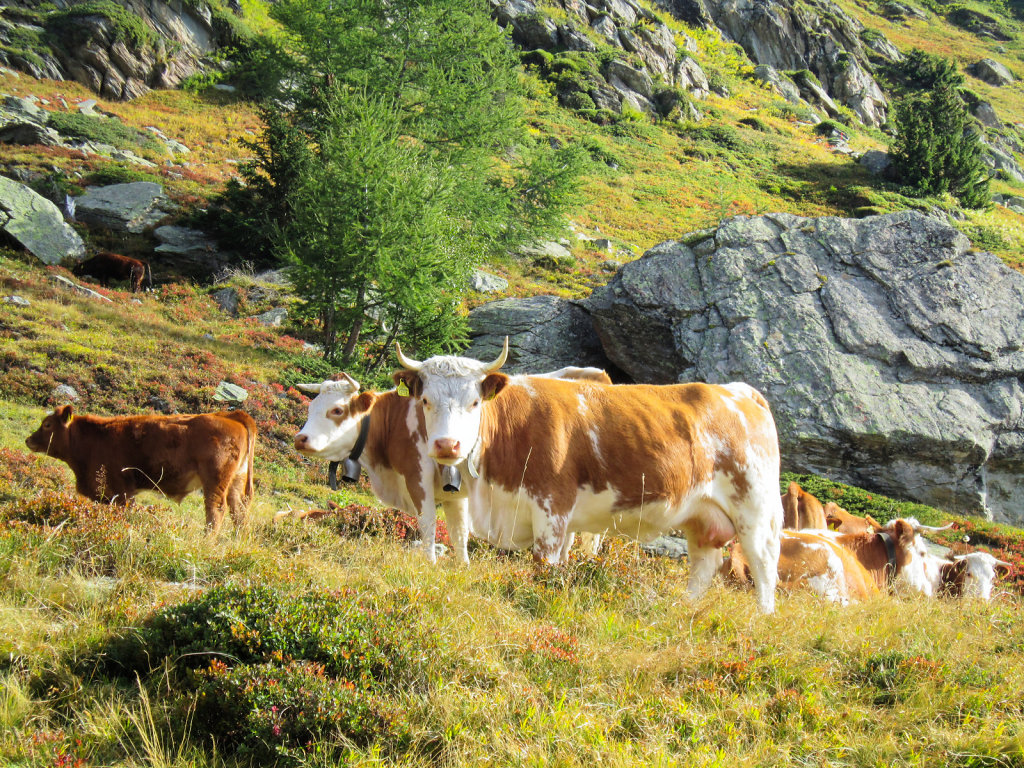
[781,482,827,530]
[26,405,256,532]
[72,252,152,293]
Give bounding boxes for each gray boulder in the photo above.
[983,144,1024,183]
[212,287,240,316]
[973,100,1001,129]
[153,224,231,279]
[0,175,86,265]
[470,269,509,293]
[583,211,1024,525]
[464,295,611,373]
[255,307,288,327]
[970,58,1014,86]
[75,182,173,233]
[859,149,891,176]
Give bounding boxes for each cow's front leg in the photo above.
[417,506,437,563]
[441,498,470,564]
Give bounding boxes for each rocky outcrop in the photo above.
[3,0,231,100]
[582,211,1024,524]
[698,0,888,126]
[969,58,1015,87]
[491,0,711,118]
[0,174,86,265]
[75,182,174,233]
[463,295,612,374]
[153,224,232,280]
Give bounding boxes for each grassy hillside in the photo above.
[2,251,1024,766]
[4,1,1024,763]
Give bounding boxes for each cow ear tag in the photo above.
[397,380,410,397]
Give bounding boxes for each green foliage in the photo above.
[46,112,161,153]
[45,1,158,50]
[780,472,946,525]
[85,163,164,186]
[888,52,990,208]
[192,660,410,763]
[813,119,849,136]
[100,585,430,686]
[686,124,750,152]
[211,0,586,365]
[959,222,1008,249]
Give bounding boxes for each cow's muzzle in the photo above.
[431,438,461,464]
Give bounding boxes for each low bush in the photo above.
[191,659,410,764]
[99,585,431,688]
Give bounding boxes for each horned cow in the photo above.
[292,367,612,564]
[26,405,256,531]
[394,340,784,614]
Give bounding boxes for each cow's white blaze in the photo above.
[894,533,932,595]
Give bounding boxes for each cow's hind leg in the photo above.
[734,512,781,614]
[227,474,250,528]
[686,543,724,602]
[532,505,569,565]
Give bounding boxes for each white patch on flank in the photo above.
[588,428,601,457]
[577,392,588,416]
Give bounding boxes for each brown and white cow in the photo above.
[919,551,1012,600]
[782,482,827,530]
[72,252,153,293]
[393,341,784,614]
[292,367,612,564]
[726,529,878,604]
[25,405,256,531]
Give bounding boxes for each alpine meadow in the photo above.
[2,0,1024,765]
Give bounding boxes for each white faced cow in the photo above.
[293,367,611,563]
[393,340,784,614]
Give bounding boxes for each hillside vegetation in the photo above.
[3,249,1024,766]
[3,0,1024,763]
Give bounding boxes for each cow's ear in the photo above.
[892,519,915,546]
[351,391,377,415]
[392,369,422,398]
[865,514,883,531]
[995,560,1013,577]
[57,404,74,425]
[481,372,509,401]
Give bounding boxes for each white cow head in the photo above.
[293,373,377,460]
[393,339,510,465]
[956,552,1012,600]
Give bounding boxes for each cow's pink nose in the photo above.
[294,433,309,450]
[433,438,460,458]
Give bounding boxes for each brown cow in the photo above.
[726,529,879,604]
[781,482,827,529]
[72,252,152,293]
[26,405,255,531]
[824,502,881,534]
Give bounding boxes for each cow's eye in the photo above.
[329,407,343,417]
[421,398,430,409]
[472,400,480,408]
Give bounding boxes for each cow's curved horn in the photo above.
[395,342,422,371]
[482,336,509,374]
[996,558,1013,568]
[913,522,954,532]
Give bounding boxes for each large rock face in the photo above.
[583,211,1024,524]
[464,296,612,374]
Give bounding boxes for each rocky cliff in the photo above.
[470,212,1024,524]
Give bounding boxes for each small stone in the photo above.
[51,383,79,402]
[255,307,287,327]
[2,295,30,306]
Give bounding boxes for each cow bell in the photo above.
[441,464,462,493]
[341,457,362,483]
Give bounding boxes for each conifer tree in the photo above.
[221,0,587,365]
[889,51,990,208]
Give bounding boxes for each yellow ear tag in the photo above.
[67,414,73,424]
[397,381,410,397]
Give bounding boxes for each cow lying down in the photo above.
[292,366,612,564]
[725,519,932,604]
[26,405,256,532]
